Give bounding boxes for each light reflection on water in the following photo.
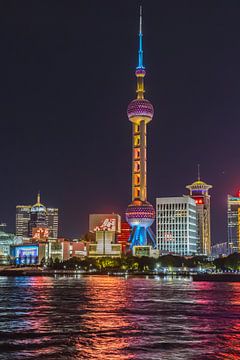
[0,276,240,359]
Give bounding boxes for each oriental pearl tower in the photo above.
[126,7,156,249]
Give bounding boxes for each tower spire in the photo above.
[197,164,200,181]
[135,6,146,99]
[137,6,144,69]
[37,191,41,204]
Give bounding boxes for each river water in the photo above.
[0,275,239,360]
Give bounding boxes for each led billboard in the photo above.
[89,214,121,233]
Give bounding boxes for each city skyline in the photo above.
[0,2,240,241]
[1,4,240,360]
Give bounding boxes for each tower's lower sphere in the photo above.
[127,98,154,120]
[125,200,155,228]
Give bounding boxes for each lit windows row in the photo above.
[157,203,188,210]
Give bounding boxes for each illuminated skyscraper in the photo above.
[28,193,48,237]
[16,193,59,238]
[227,192,240,254]
[16,205,31,237]
[47,208,59,239]
[186,171,212,256]
[125,8,155,249]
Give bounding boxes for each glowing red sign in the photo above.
[195,198,204,205]
[32,227,49,240]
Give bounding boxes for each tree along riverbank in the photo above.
[40,253,240,272]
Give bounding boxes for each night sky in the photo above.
[0,1,240,242]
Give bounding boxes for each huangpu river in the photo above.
[0,275,240,360]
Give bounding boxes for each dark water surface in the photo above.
[0,275,240,360]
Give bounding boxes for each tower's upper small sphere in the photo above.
[127,99,154,120]
[135,68,146,77]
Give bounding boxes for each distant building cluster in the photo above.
[0,204,133,265]
[0,193,88,265]
[0,181,238,266]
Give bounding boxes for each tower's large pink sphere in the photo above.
[126,200,155,228]
[127,99,154,119]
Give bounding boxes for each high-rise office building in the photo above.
[125,8,156,250]
[227,192,240,254]
[16,193,59,239]
[156,197,197,256]
[28,193,48,237]
[16,205,31,237]
[47,208,59,239]
[186,176,212,256]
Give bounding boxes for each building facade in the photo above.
[156,197,198,256]
[0,231,23,264]
[227,193,240,254]
[47,208,59,238]
[88,214,122,257]
[16,205,31,237]
[186,179,212,256]
[88,231,121,257]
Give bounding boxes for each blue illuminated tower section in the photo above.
[125,7,156,249]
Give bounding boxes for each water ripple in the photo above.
[0,276,240,359]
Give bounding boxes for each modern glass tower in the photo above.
[47,208,59,239]
[16,205,31,237]
[227,192,240,254]
[125,8,156,249]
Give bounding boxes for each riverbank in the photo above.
[1,267,240,281]
[0,267,191,277]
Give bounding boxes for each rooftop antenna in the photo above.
[197,164,201,181]
[137,5,144,69]
[37,191,41,204]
